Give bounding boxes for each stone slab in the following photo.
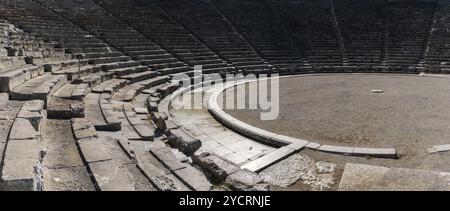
[151,174,191,191]
[78,137,113,163]
[133,124,155,141]
[150,147,187,171]
[9,118,38,140]
[352,147,398,158]
[428,144,450,154]
[89,160,136,191]
[42,141,84,168]
[1,139,41,190]
[225,169,264,191]
[241,146,295,172]
[305,142,321,149]
[17,100,44,130]
[192,152,240,182]
[338,163,450,191]
[174,166,213,191]
[42,166,96,191]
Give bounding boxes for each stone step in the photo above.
[17,100,45,131]
[40,119,95,191]
[128,50,167,57]
[0,65,44,92]
[118,140,190,191]
[106,65,148,77]
[43,59,89,72]
[112,84,144,102]
[149,147,212,191]
[123,104,155,141]
[158,66,192,75]
[91,78,128,94]
[71,119,157,191]
[51,65,100,81]
[122,46,162,51]
[119,70,159,83]
[47,84,87,119]
[100,61,141,71]
[89,56,131,65]
[80,51,123,59]
[132,53,173,61]
[73,71,115,87]
[84,93,121,131]
[10,73,68,108]
[136,75,171,89]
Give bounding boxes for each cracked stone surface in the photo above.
[260,154,316,187]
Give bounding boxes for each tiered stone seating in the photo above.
[215,0,309,73]
[9,73,67,108]
[0,0,148,81]
[35,0,191,77]
[158,0,274,74]
[384,0,435,70]
[0,20,65,92]
[334,0,384,69]
[1,0,449,191]
[424,0,450,72]
[269,0,344,70]
[97,0,236,75]
[79,67,212,190]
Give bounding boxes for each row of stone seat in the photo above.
[0,0,149,78]
[0,11,104,191]
[215,0,310,73]
[158,0,274,74]
[384,1,434,68]
[424,0,450,72]
[0,0,217,190]
[34,0,193,77]
[334,0,383,65]
[97,0,236,76]
[269,0,345,68]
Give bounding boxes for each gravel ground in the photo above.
[222,74,450,172]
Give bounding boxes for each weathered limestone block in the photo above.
[174,165,213,191]
[89,160,136,191]
[47,97,84,119]
[0,66,33,92]
[71,118,98,140]
[1,139,43,191]
[192,152,240,183]
[150,147,187,171]
[151,174,191,191]
[17,100,44,130]
[9,118,39,140]
[168,128,201,156]
[78,137,113,163]
[225,169,269,191]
